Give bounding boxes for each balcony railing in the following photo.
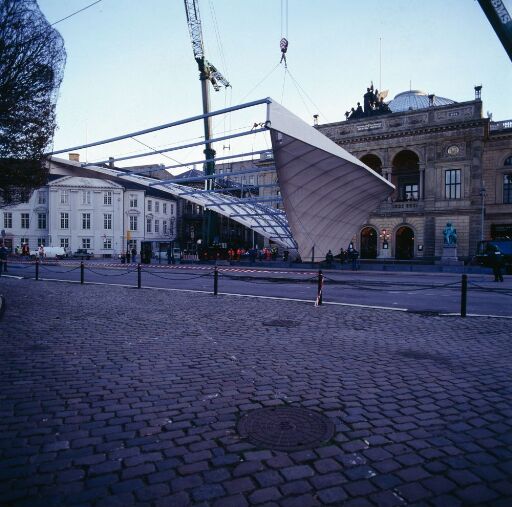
[490,120,512,131]
[376,200,425,213]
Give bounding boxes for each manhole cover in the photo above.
[262,319,300,328]
[237,406,335,451]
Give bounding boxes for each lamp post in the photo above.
[480,187,486,241]
[379,228,391,258]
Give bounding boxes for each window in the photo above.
[154,219,159,233]
[38,191,46,205]
[402,184,418,201]
[129,195,138,207]
[82,191,91,205]
[505,156,512,166]
[20,237,29,247]
[163,220,168,235]
[155,201,159,212]
[60,212,69,229]
[82,238,91,249]
[104,191,112,205]
[504,174,512,204]
[3,212,12,229]
[37,238,46,247]
[82,213,91,229]
[163,203,167,214]
[170,203,174,215]
[147,199,152,211]
[104,213,112,230]
[129,215,137,231]
[128,239,137,251]
[146,218,152,233]
[38,213,47,229]
[445,169,461,199]
[60,190,69,204]
[60,238,69,249]
[21,213,30,229]
[103,238,112,249]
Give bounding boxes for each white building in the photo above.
[1,160,178,257]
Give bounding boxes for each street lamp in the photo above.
[480,187,486,241]
[379,228,390,249]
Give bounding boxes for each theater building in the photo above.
[317,86,512,260]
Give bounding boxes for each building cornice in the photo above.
[332,120,488,146]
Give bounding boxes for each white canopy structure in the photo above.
[50,97,394,258]
[268,100,394,259]
[51,160,297,249]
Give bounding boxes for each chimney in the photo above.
[313,114,319,126]
[68,153,80,162]
[108,157,115,168]
[428,94,435,107]
[474,85,482,100]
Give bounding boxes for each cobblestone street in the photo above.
[1,278,511,506]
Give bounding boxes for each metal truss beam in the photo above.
[50,98,271,155]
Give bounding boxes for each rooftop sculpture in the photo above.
[345,83,391,120]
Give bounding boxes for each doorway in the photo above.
[360,227,377,259]
[395,226,414,259]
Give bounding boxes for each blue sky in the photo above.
[38,0,512,172]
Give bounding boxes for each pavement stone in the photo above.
[1,277,512,506]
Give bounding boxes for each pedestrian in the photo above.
[0,244,8,272]
[348,243,359,271]
[325,249,334,267]
[131,247,137,264]
[489,245,504,282]
[38,244,45,262]
[339,247,346,264]
[126,250,131,263]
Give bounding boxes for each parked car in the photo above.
[155,248,182,262]
[474,240,512,273]
[73,249,94,260]
[29,246,69,259]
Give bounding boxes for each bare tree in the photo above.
[0,0,66,206]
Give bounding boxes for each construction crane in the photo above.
[477,0,512,61]
[184,0,230,245]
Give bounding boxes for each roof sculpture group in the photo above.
[345,83,391,120]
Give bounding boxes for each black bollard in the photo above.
[317,269,323,306]
[80,261,84,284]
[35,258,39,281]
[214,267,218,296]
[460,274,467,318]
[137,263,141,289]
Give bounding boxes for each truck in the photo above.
[474,240,512,273]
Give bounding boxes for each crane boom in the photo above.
[183,0,230,245]
[478,0,512,61]
[183,0,230,90]
[184,0,204,62]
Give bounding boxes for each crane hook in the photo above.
[280,37,288,66]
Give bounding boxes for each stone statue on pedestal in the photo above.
[443,222,457,246]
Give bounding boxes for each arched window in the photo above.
[360,154,383,175]
[392,150,420,201]
[504,155,512,166]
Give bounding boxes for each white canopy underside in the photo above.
[267,100,394,259]
[56,98,393,256]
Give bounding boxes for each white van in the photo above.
[30,246,69,259]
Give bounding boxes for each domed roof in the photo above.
[388,90,455,113]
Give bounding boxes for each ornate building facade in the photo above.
[317,87,512,260]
